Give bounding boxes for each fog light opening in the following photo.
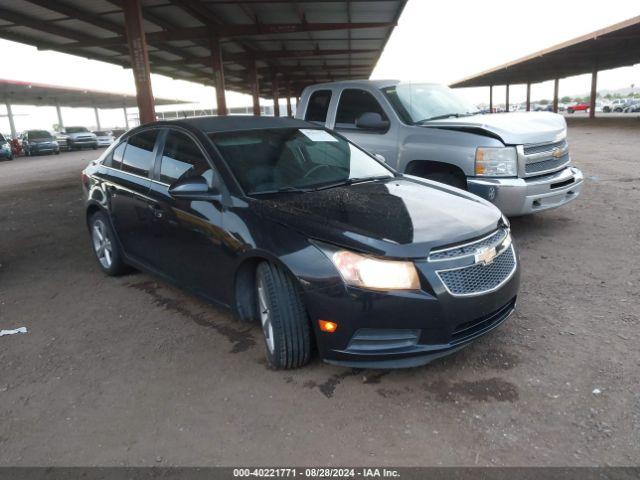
[318,320,338,333]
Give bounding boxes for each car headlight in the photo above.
[475,147,517,177]
[325,248,420,291]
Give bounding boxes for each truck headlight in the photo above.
[475,147,517,177]
[330,250,420,291]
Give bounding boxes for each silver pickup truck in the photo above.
[295,80,584,216]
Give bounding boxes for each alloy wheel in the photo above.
[91,219,113,269]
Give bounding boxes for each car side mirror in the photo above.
[355,112,389,132]
[168,176,220,200]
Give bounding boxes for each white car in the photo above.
[93,131,115,147]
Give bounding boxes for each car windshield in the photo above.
[209,128,394,195]
[29,130,53,139]
[94,131,109,136]
[382,83,480,124]
[66,127,89,133]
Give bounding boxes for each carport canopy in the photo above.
[449,15,640,116]
[0,0,407,123]
[1,78,186,137]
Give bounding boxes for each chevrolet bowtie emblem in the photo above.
[552,147,563,158]
[475,246,497,266]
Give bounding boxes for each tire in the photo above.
[54,150,60,155]
[92,145,98,150]
[255,262,312,369]
[567,108,574,114]
[88,211,129,276]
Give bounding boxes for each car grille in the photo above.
[437,245,516,296]
[525,154,570,174]
[429,228,508,261]
[451,297,516,345]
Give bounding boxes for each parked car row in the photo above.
[0,127,117,160]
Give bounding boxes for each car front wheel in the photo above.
[89,211,129,276]
[255,262,312,369]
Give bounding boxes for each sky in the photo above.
[1,0,639,133]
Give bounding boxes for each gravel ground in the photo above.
[0,118,638,466]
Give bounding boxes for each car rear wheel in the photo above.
[255,262,312,369]
[567,108,574,114]
[89,211,129,276]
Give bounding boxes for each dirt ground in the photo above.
[0,118,638,466]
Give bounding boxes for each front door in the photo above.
[146,129,230,304]
[332,88,399,167]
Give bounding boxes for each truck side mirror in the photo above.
[355,112,389,132]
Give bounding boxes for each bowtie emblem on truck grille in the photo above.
[475,246,498,266]
[552,147,563,158]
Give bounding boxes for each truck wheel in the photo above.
[255,262,312,369]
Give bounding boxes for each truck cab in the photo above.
[295,80,584,216]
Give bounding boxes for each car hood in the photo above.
[422,111,566,145]
[67,132,96,139]
[253,177,502,258]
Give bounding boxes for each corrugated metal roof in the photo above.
[450,15,640,88]
[0,0,407,97]
[0,78,186,108]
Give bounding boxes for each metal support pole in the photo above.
[489,85,493,113]
[505,84,510,112]
[210,35,227,116]
[122,0,156,124]
[589,69,597,119]
[249,59,260,116]
[5,100,16,139]
[526,83,531,112]
[94,107,101,130]
[123,106,129,129]
[286,87,292,117]
[272,72,280,117]
[553,78,559,113]
[55,102,64,129]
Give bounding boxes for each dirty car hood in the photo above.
[423,111,567,145]
[253,177,502,258]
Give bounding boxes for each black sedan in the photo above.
[82,117,519,369]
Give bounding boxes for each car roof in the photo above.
[149,115,315,134]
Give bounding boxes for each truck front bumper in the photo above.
[467,166,584,216]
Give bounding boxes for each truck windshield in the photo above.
[66,127,89,133]
[382,83,480,124]
[209,128,393,195]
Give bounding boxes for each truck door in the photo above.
[331,88,399,168]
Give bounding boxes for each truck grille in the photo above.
[429,228,508,261]
[522,139,570,177]
[525,154,570,174]
[437,245,516,296]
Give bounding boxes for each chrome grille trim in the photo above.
[429,228,508,262]
[521,138,570,178]
[437,245,517,297]
[523,139,567,155]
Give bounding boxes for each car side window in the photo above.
[104,141,126,169]
[121,130,159,177]
[335,89,388,129]
[159,130,212,185]
[305,90,332,123]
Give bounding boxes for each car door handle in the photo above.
[148,204,165,219]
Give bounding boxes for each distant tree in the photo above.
[604,93,613,100]
[560,96,571,103]
[52,123,60,131]
[539,99,549,105]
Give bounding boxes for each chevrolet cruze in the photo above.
[82,117,519,369]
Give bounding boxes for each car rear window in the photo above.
[120,130,158,177]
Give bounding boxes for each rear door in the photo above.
[331,88,400,167]
[107,129,160,266]
[146,128,230,303]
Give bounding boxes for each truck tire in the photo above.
[255,261,312,369]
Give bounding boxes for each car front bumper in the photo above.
[467,166,584,216]
[302,249,520,368]
[28,143,60,153]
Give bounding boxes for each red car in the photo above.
[567,103,589,113]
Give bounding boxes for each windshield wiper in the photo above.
[313,175,393,191]
[248,186,313,195]
[414,113,464,124]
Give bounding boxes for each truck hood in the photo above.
[423,111,566,145]
[253,177,502,258]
